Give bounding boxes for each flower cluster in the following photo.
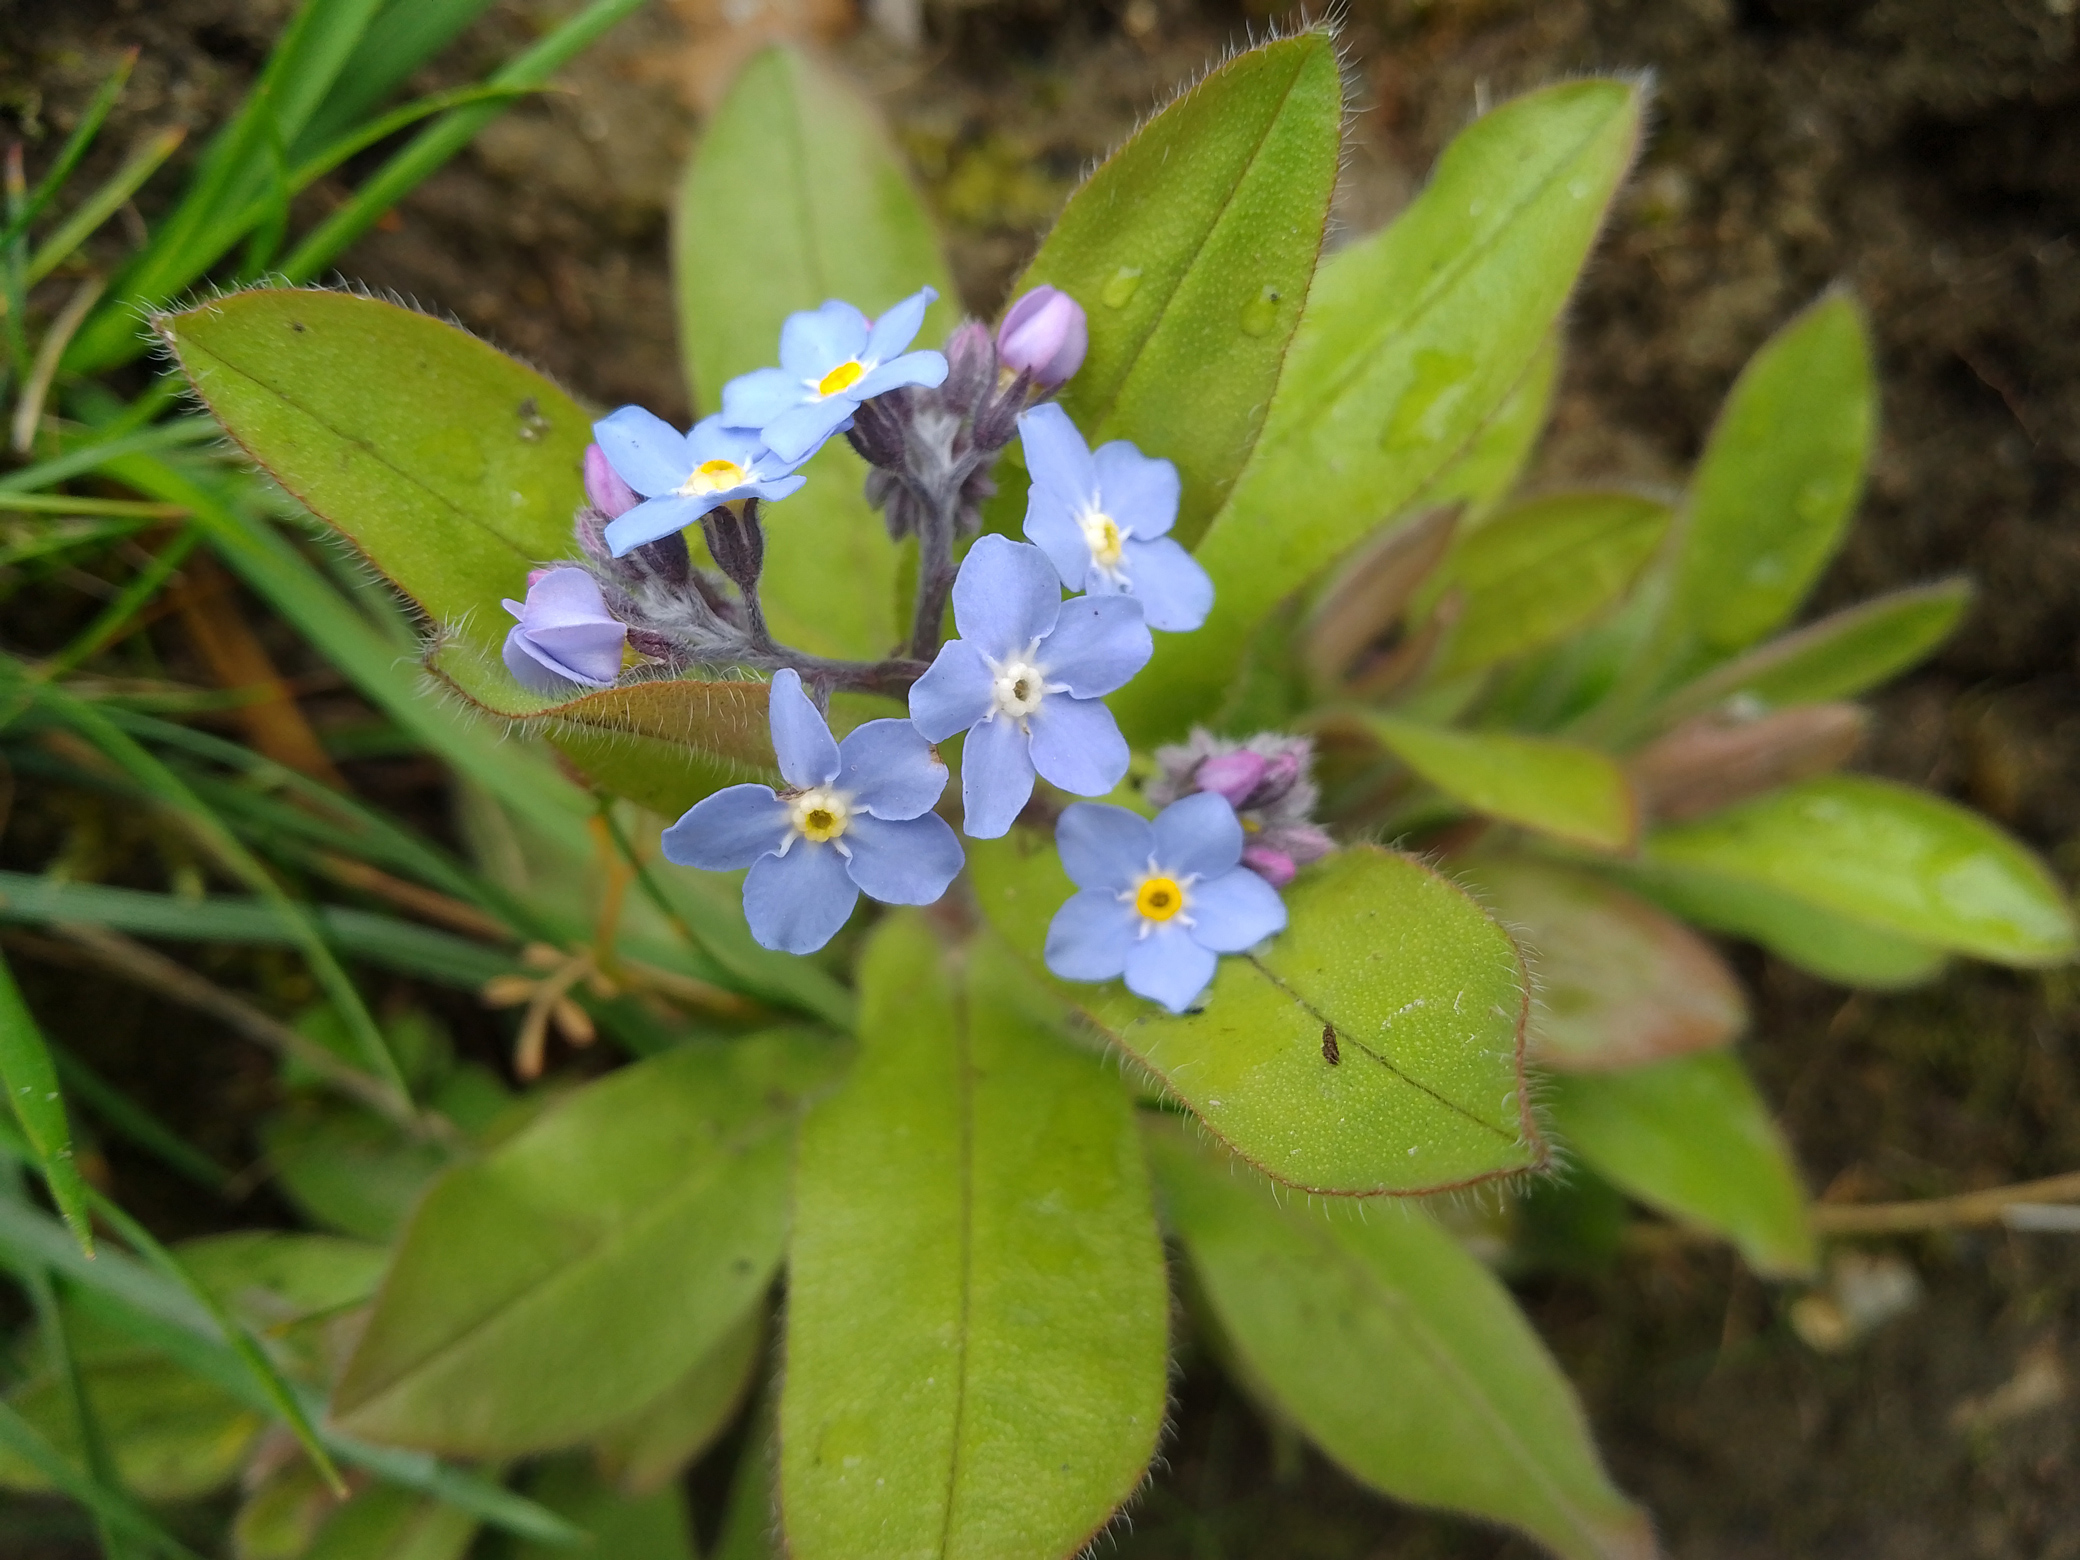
[503,283,1313,1009]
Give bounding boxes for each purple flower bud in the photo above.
[501,566,627,693]
[1253,750,1302,807]
[583,443,641,519]
[1194,751,1268,808]
[1240,844,1297,889]
[997,286,1088,389]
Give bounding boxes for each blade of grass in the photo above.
[0,49,138,255]
[279,0,647,281]
[0,948,94,1253]
[39,525,198,677]
[25,130,186,287]
[0,494,186,518]
[12,275,104,453]
[291,0,504,157]
[46,1043,228,1193]
[0,1183,584,1545]
[4,145,27,394]
[0,1400,198,1559]
[3,666,411,1104]
[0,417,220,495]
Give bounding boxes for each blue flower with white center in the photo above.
[501,567,626,693]
[1017,403,1214,633]
[1044,792,1288,1013]
[592,407,809,558]
[661,669,963,955]
[909,535,1152,840]
[720,288,949,464]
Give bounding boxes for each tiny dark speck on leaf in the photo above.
[516,395,548,442]
[289,320,305,332]
[1321,1025,1340,1065]
[732,1257,752,1273]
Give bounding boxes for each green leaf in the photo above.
[1014,31,1342,548]
[1645,774,2076,966]
[1659,291,1876,678]
[1362,714,1638,851]
[1659,578,1972,721]
[971,839,1540,1194]
[304,1483,476,1560]
[0,951,93,1253]
[263,1100,454,1241]
[781,919,1167,1560]
[1546,1050,1816,1278]
[1422,330,1561,526]
[334,1030,842,1455]
[1428,492,1672,678]
[519,1456,696,1560]
[159,287,586,656]
[1614,860,1949,989]
[677,45,954,661]
[1459,857,1746,1072]
[1114,78,1642,741]
[0,1358,260,1500]
[0,1397,206,1560]
[595,1300,763,1496]
[1149,1123,1654,1560]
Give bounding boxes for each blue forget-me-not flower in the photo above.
[1018,403,1214,633]
[721,288,949,464]
[662,669,963,954]
[502,567,626,694]
[592,407,809,558]
[1044,792,1288,1013]
[909,535,1151,839]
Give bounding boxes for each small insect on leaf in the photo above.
[1321,1024,1340,1066]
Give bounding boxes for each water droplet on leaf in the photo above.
[1101,266,1144,308]
[1239,285,1280,337]
[1380,349,1475,452]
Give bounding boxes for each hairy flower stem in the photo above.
[907,485,962,661]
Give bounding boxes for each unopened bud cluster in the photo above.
[1149,730,1334,887]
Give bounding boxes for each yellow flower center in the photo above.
[677,457,750,497]
[817,360,867,398]
[1079,509,1126,570]
[1135,876,1185,922]
[789,787,851,844]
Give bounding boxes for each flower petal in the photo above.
[684,417,769,467]
[842,812,964,905]
[959,714,1037,839]
[1184,866,1288,953]
[1021,482,1093,592]
[593,406,692,498]
[605,494,706,557]
[1120,537,1214,632]
[837,718,948,820]
[1017,404,1098,512]
[908,640,996,742]
[767,667,841,789]
[516,566,610,626]
[526,619,626,685]
[1026,694,1129,797]
[1044,889,1136,982]
[863,285,936,363]
[1152,791,1244,881]
[743,844,859,954]
[780,300,870,378]
[949,535,1061,661]
[719,367,804,430]
[1092,441,1180,539]
[1055,802,1154,892]
[745,474,808,506]
[760,397,859,464]
[1123,926,1217,1013]
[660,784,788,870]
[1039,594,1151,698]
[852,349,948,399]
[502,627,589,694]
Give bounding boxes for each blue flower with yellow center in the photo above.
[592,407,808,557]
[720,288,949,464]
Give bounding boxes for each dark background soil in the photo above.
[4,0,2080,1555]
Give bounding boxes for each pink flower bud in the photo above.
[583,443,641,519]
[1194,750,1268,807]
[1241,844,1297,888]
[1253,750,1302,806]
[996,286,1088,388]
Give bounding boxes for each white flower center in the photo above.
[783,785,853,852]
[1077,504,1129,578]
[984,639,1068,729]
[677,457,751,497]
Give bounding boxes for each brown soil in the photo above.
[4,0,2080,1556]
